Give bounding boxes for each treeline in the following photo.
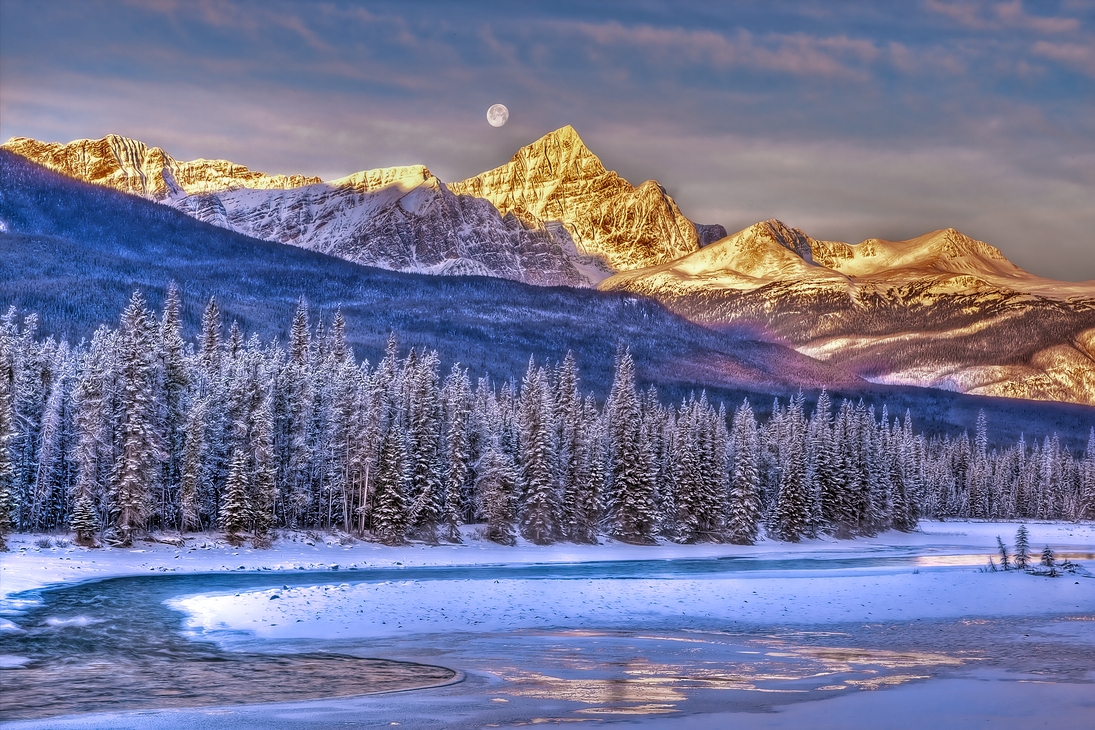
[0,290,1093,549]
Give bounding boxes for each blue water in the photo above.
[0,550,985,720]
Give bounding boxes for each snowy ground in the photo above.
[2,521,1095,728]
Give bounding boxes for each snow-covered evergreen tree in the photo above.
[371,422,409,545]
[726,400,761,545]
[517,360,559,544]
[475,437,517,545]
[109,291,163,545]
[219,447,251,546]
[442,363,471,542]
[772,394,810,542]
[1014,524,1030,570]
[605,345,656,543]
[0,377,16,550]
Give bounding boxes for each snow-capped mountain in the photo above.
[602,220,1095,405]
[2,128,723,287]
[449,125,725,273]
[5,131,1094,405]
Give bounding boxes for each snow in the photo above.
[4,521,1093,728]
[4,520,1093,611]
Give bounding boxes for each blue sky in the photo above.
[2,0,1092,280]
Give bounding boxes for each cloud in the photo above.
[1031,40,1095,76]
[566,22,879,80]
[925,0,1081,34]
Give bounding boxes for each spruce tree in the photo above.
[442,364,471,542]
[605,345,656,544]
[219,448,251,546]
[0,381,16,551]
[517,361,559,544]
[1041,545,1055,568]
[70,492,100,547]
[1014,524,1030,570]
[159,283,189,528]
[996,536,1011,571]
[1080,428,1095,520]
[407,350,442,541]
[726,400,761,545]
[773,394,810,542]
[371,423,409,545]
[199,296,222,375]
[109,291,162,545]
[250,387,278,541]
[475,438,517,545]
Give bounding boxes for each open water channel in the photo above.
[1,551,1091,725]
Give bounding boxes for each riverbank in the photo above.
[4,520,1094,603]
[2,521,1093,729]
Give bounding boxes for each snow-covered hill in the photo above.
[602,220,1095,405]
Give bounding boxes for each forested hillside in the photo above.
[1,294,1092,549]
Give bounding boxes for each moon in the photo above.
[486,103,509,127]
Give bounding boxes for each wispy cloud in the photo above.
[1031,40,1095,77]
[926,0,1081,33]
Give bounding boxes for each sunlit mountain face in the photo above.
[4,130,1094,406]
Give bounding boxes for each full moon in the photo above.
[486,104,509,127]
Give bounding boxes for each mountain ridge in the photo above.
[5,131,1095,405]
[2,127,726,287]
[601,219,1095,405]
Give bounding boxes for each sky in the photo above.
[1,0,1093,281]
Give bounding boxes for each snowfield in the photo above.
[4,520,1094,605]
[3,521,1094,729]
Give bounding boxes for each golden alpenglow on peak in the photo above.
[0,134,321,200]
[449,126,707,271]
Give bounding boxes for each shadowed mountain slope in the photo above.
[2,128,725,288]
[1,152,1091,448]
[0,150,846,402]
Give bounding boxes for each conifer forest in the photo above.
[1,289,1093,550]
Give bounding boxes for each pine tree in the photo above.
[475,438,517,545]
[70,492,100,547]
[406,350,442,541]
[726,400,761,545]
[773,394,810,542]
[605,345,656,544]
[1041,545,1055,568]
[250,387,278,541]
[556,353,594,543]
[371,423,409,545]
[219,448,251,546]
[158,283,189,528]
[1014,524,1030,570]
[109,291,162,545]
[442,364,471,543]
[199,296,222,375]
[517,360,559,544]
[996,535,1011,571]
[0,379,16,551]
[1080,428,1095,520]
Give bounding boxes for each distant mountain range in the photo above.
[4,129,1094,406]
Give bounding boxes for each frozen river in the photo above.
[1,522,1093,728]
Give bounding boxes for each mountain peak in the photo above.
[449,127,706,271]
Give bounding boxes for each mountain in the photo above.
[3,150,1092,445]
[2,128,724,287]
[602,220,1095,405]
[0,149,856,401]
[449,125,725,274]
